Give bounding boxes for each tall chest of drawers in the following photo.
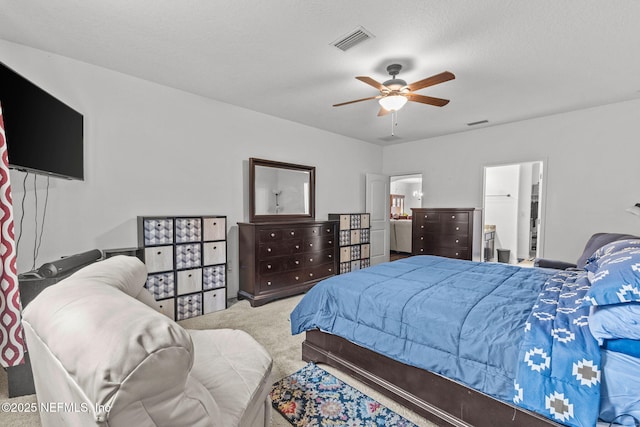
[411,208,482,261]
[238,220,339,307]
[137,215,227,320]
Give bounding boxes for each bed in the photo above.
[291,246,640,427]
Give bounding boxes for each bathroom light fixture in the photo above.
[626,203,640,216]
[379,95,408,112]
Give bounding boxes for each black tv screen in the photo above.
[0,62,84,180]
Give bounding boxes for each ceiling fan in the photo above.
[333,64,455,116]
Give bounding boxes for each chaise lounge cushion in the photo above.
[189,329,273,426]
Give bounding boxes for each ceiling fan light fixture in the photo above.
[379,95,408,112]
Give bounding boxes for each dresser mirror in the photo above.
[249,157,315,222]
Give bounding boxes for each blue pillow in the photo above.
[583,248,640,306]
[584,239,640,273]
[602,339,640,358]
[588,303,640,344]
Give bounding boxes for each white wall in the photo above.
[383,99,640,262]
[1,40,382,298]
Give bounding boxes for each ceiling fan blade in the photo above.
[377,107,390,117]
[355,76,387,91]
[407,93,450,107]
[333,96,379,107]
[407,71,455,92]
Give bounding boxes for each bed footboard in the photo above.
[302,330,561,427]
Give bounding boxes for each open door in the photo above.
[366,173,390,265]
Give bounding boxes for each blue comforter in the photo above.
[291,256,558,403]
[514,269,601,427]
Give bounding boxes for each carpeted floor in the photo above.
[0,294,435,427]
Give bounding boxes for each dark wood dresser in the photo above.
[238,220,339,306]
[411,208,482,261]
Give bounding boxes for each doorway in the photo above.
[482,162,544,264]
[389,174,422,259]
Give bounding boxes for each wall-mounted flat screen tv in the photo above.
[0,62,84,180]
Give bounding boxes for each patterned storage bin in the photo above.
[361,258,370,269]
[177,293,202,320]
[203,265,226,290]
[350,245,361,261]
[175,218,202,243]
[176,243,202,269]
[350,215,361,229]
[143,218,174,246]
[360,229,370,244]
[339,230,351,246]
[340,262,351,274]
[145,272,175,299]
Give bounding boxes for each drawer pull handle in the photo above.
[329,268,332,272]
[213,222,217,226]
[329,240,332,244]
[295,276,299,280]
[309,258,313,262]
[421,225,424,229]
[267,264,272,269]
[456,227,459,231]
[455,239,459,243]
[326,228,331,232]
[159,278,163,282]
[309,243,313,247]
[456,252,459,256]
[295,260,300,265]
[452,215,456,219]
[424,215,428,218]
[267,248,272,252]
[188,274,192,277]
[420,237,424,240]
[420,249,424,252]
[267,281,272,286]
[295,245,300,249]
[271,233,276,237]
[328,254,332,258]
[309,273,314,277]
[313,230,317,234]
[291,231,295,235]
[157,251,162,255]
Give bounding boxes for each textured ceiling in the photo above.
[1,1,640,145]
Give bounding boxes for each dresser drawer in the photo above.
[437,234,470,249]
[203,241,226,265]
[143,218,174,246]
[307,225,335,237]
[175,218,202,243]
[144,246,173,273]
[258,273,292,291]
[258,229,283,242]
[304,235,336,252]
[258,239,303,258]
[305,263,336,281]
[304,249,334,267]
[203,217,226,241]
[438,247,470,259]
[259,258,286,275]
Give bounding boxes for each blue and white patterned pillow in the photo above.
[584,239,640,273]
[584,248,640,306]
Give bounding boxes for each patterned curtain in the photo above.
[0,101,25,367]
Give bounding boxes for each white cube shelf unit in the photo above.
[137,215,227,320]
[328,213,371,274]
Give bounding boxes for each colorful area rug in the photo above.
[270,362,419,427]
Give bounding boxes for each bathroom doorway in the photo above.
[482,162,545,264]
[389,174,422,259]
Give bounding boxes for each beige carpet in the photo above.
[0,295,435,426]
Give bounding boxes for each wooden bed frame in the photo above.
[302,329,563,427]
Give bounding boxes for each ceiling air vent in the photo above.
[331,26,374,51]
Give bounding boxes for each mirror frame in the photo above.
[249,157,316,223]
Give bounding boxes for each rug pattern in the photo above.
[270,362,419,427]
